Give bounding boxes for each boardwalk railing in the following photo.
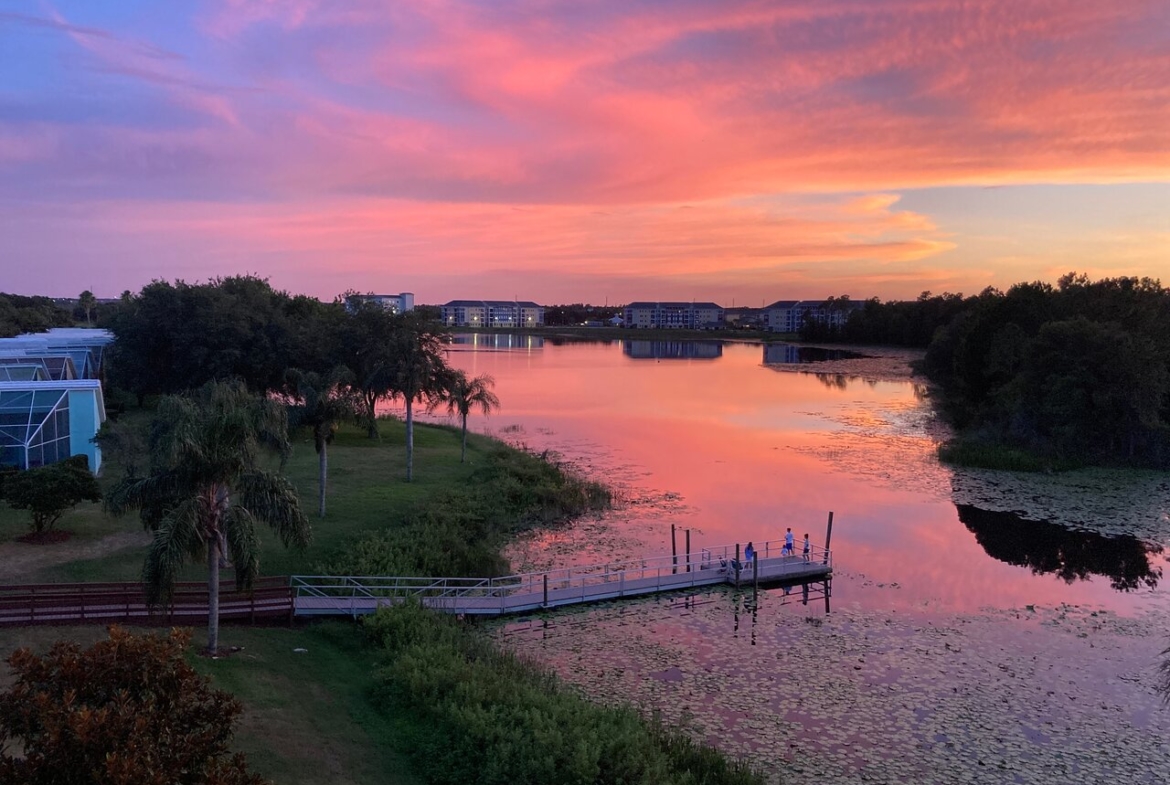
[291,538,832,617]
[0,577,293,627]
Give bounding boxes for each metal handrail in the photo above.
[290,537,832,604]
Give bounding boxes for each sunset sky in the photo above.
[2,1,1167,305]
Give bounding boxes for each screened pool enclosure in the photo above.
[0,380,105,471]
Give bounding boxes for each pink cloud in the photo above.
[2,1,1167,300]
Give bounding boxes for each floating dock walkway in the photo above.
[291,538,832,618]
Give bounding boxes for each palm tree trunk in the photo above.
[318,443,328,518]
[461,414,468,462]
[207,535,220,655]
[405,397,414,481]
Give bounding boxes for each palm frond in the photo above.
[224,507,262,592]
[105,471,185,530]
[236,470,311,549]
[141,499,204,607]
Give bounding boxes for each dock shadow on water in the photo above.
[957,504,1164,591]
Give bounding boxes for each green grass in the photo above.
[1,417,503,584]
[937,438,1082,473]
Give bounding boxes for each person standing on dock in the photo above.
[783,528,795,556]
[803,533,811,562]
[745,541,755,565]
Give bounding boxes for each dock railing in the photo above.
[290,537,832,615]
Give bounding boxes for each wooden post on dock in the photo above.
[543,573,549,607]
[672,524,678,574]
[735,543,741,588]
[823,511,834,564]
[685,529,691,573]
[752,551,759,597]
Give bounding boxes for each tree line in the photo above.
[800,274,1170,468]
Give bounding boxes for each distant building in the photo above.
[764,300,861,332]
[346,292,415,314]
[623,302,724,329]
[0,328,112,472]
[440,300,544,328]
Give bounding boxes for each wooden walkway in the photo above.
[0,577,292,627]
[292,539,832,618]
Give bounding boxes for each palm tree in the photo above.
[443,371,500,462]
[105,380,311,654]
[385,313,451,481]
[78,289,96,326]
[285,366,357,518]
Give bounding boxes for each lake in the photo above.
[390,335,1170,784]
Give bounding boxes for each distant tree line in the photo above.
[0,293,73,337]
[801,274,1170,468]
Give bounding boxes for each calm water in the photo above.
[392,335,1170,784]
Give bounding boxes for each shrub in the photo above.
[3,455,102,533]
[0,626,266,785]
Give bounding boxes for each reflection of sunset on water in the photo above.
[389,338,1170,615]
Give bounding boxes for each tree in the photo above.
[285,366,358,517]
[384,313,451,481]
[105,380,311,654]
[442,371,500,462]
[334,298,399,438]
[78,289,96,326]
[2,455,101,534]
[0,626,266,785]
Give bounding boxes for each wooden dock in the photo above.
[291,538,832,618]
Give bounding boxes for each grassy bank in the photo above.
[364,603,763,785]
[938,438,1083,473]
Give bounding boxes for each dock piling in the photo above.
[672,524,678,574]
[685,529,691,573]
[823,511,834,565]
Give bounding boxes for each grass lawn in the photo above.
[0,416,494,584]
[0,621,423,785]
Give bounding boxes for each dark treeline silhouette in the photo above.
[798,292,969,347]
[801,274,1170,467]
[100,276,467,482]
[956,504,1162,592]
[0,293,73,337]
[544,303,623,326]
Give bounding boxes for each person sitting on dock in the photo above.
[782,528,795,556]
[803,533,811,562]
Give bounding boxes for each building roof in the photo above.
[624,302,724,310]
[442,300,543,308]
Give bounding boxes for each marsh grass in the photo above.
[938,438,1082,473]
[364,603,764,785]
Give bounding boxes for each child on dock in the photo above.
[783,528,795,556]
[803,533,811,562]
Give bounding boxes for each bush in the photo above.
[3,455,102,532]
[0,626,266,785]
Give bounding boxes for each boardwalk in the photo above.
[292,539,832,618]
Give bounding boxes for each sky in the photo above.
[1,0,1167,305]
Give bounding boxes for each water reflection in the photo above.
[449,333,544,351]
[956,504,1163,591]
[623,340,722,360]
[762,344,869,364]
